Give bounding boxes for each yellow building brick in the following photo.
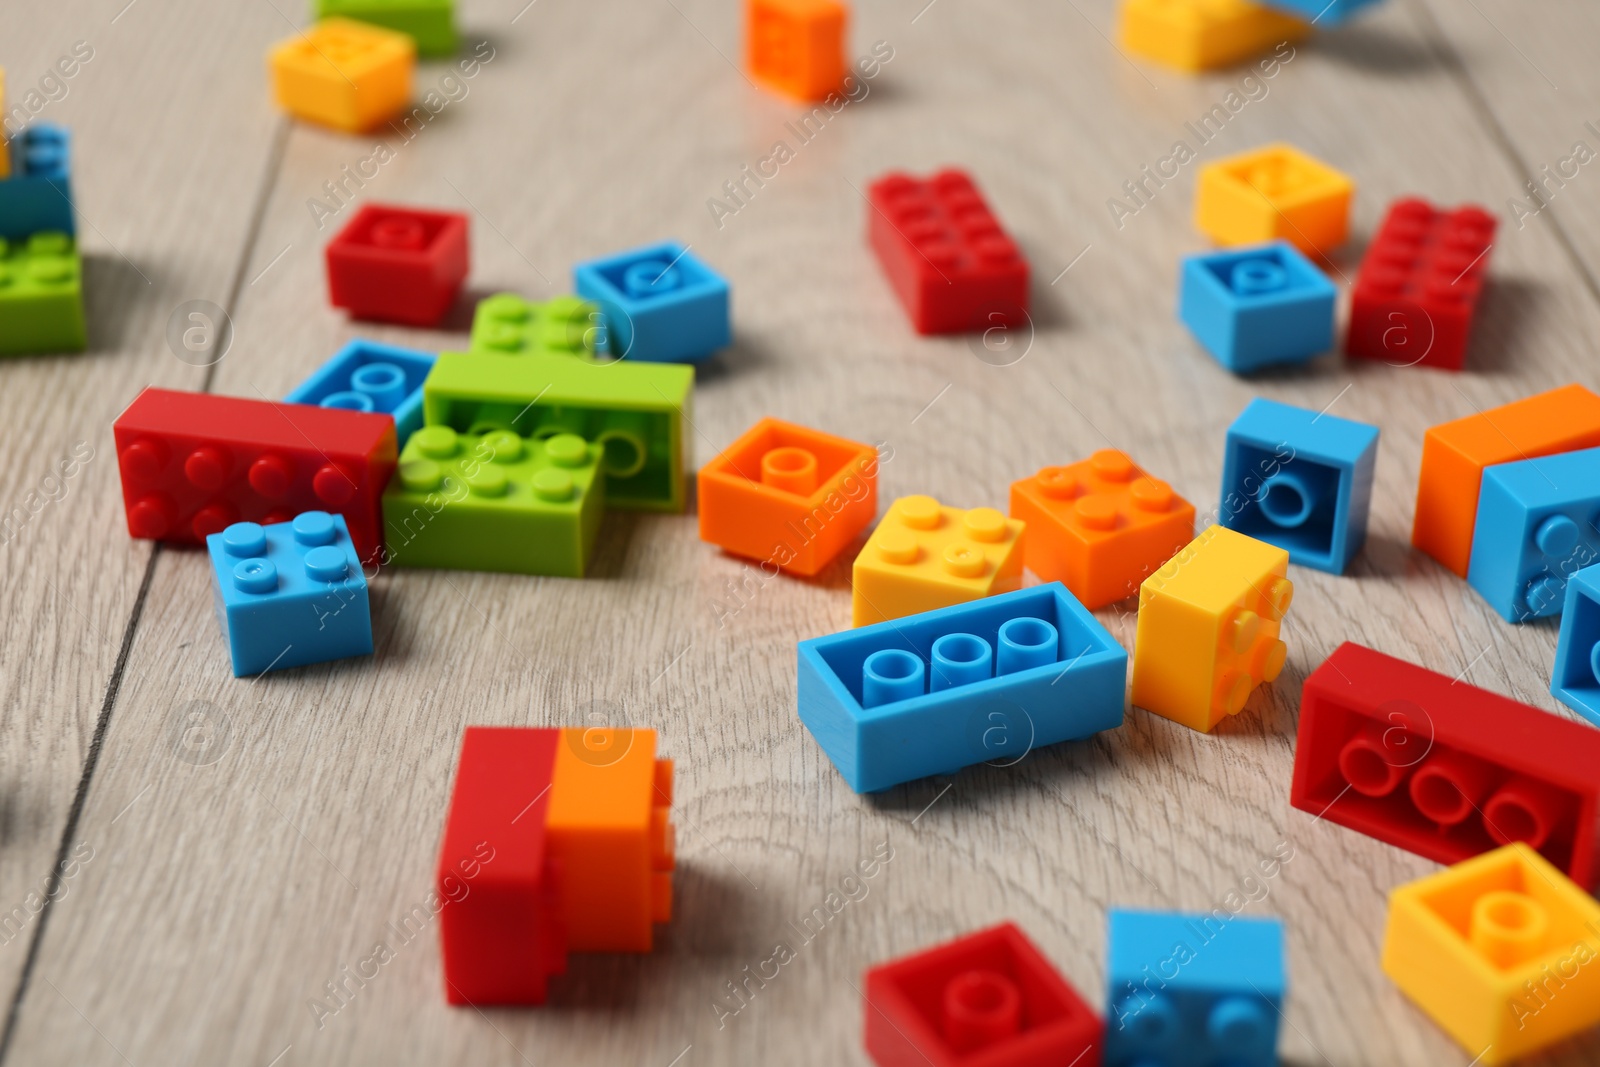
[1119,0,1308,74]
[1130,524,1291,731]
[851,495,1024,627]
[1382,844,1600,1065]
[1195,142,1354,255]
[268,18,414,134]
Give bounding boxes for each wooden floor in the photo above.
[4,0,1600,1063]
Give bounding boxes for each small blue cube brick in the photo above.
[574,240,730,363]
[284,339,436,448]
[1552,563,1600,728]
[206,512,373,677]
[797,582,1126,793]
[1221,397,1379,574]
[0,124,75,239]
[1256,0,1382,25]
[1106,909,1285,1067]
[1178,240,1335,373]
[1468,447,1600,624]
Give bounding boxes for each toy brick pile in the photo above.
[0,69,86,357]
[22,0,1594,1060]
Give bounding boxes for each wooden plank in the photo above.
[0,0,287,1036]
[1411,0,1600,288]
[8,0,1600,1064]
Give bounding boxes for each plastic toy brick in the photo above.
[422,351,694,512]
[698,417,878,577]
[863,922,1102,1067]
[382,426,604,577]
[436,727,566,1006]
[1552,563,1600,728]
[113,387,397,564]
[1129,525,1292,732]
[1220,397,1379,574]
[1119,0,1307,73]
[1008,449,1194,610]
[1467,447,1600,622]
[437,726,674,1003]
[1381,844,1600,1066]
[284,339,436,447]
[324,202,469,327]
[1413,383,1600,577]
[268,17,414,133]
[0,123,74,239]
[0,232,86,356]
[868,169,1030,336]
[545,727,674,952]
[1256,0,1382,24]
[747,0,847,101]
[314,0,457,56]
[1289,642,1600,892]
[852,495,1025,627]
[1346,198,1496,371]
[205,512,372,676]
[1177,240,1336,372]
[799,582,1126,792]
[468,293,600,360]
[573,241,730,364]
[1105,909,1284,1067]
[1194,143,1353,254]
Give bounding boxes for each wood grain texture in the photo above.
[6,0,1600,1064]
[0,0,288,1034]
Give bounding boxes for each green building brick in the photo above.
[469,293,602,359]
[422,352,693,513]
[383,427,604,576]
[314,0,457,56]
[0,232,86,356]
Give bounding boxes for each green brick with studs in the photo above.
[382,425,605,576]
[0,232,86,356]
[468,293,602,359]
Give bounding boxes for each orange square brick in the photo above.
[1414,383,1600,576]
[699,417,878,577]
[547,728,674,953]
[1010,449,1195,610]
[747,0,848,102]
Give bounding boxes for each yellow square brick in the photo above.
[1382,844,1600,1065]
[1119,0,1307,74]
[268,18,414,134]
[851,494,1024,627]
[1130,524,1291,731]
[1195,142,1354,255]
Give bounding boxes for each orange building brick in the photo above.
[1010,450,1195,609]
[547,728,675,953]
[1414,383,1600,577]
[747,0,847,102]
[852,495,1024,627]
[698,417,878,577]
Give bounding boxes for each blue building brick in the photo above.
[1552,563,1600,728]
[574,240,729,363]
[1469,447,1600,623]
[796,582,1126,793]
[1106,909,1285,1067]
[284,339,435,448]
[1256,0,1382,25]
[0,124,75,239]
[1220,397,1379,574]
[206,511,373,677]
[1178,240,1335,373]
